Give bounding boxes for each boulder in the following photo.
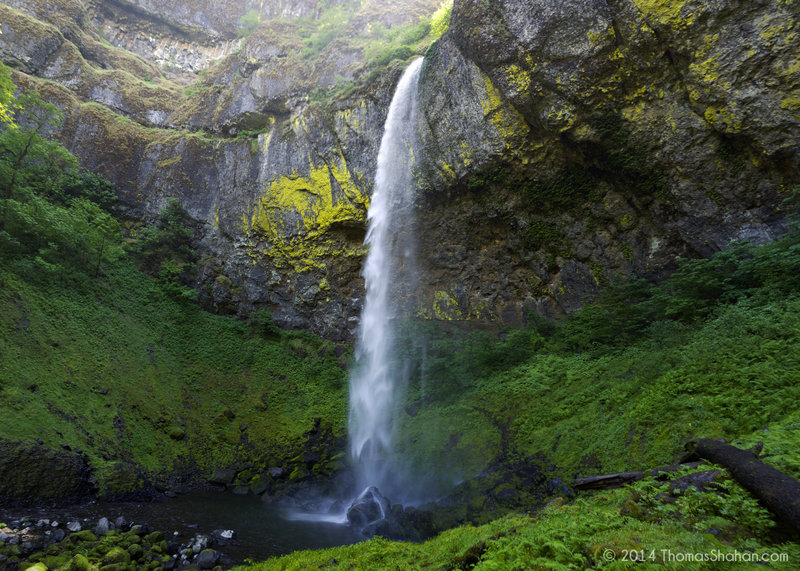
[195,548,220,569]
[208,468,236,486]
[346,486,390,528]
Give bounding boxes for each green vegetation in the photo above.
[0,72,349,494]
[388,202,800,487]
[0,86,122,280]
[240,466,799,569]
[128,198,198,302]
[237,10,262,38]
[298,4,355,60]
[237,210,800,568]
[299,0,454,107]
[0,62,14,124]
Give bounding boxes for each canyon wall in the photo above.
[1,0,798,339]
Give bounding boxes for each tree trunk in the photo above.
[684,438,800,534]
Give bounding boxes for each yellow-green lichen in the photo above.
[246,157,369,272]
[157,156,181,168]
[501,64,531,95]
[704,105,742,133]
[478,73,530,142]
[417,290,465,321]
[632,0,694,29]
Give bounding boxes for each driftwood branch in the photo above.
[572,462,705,491]
[684,438,800,534]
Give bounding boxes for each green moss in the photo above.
[71,531,99,543]
[102,547,130,565]
[67,554,92,571]
[0,252,348,494]
[246,156,369,273]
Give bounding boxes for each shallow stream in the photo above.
[0,491,363,566]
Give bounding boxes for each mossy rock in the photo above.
[288,466,310,481]
[42,554,72,568]
[248,473,270,495]
[102,547,131,565]
[95,461,149,500]
[143,531,164,544]
[233,468,254,487]
[24,563,48,571]
[67,553,92,571]
[71,530,99,543]
[167,426,186,440]
[126,543,144,560]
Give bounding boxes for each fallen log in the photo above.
[572,471,645,490]
[683,438,800,534]
[572,462,706,491]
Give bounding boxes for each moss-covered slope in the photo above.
[0,257,349,500]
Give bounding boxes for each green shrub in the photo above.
[237,10,261,38]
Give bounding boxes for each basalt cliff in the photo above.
[2,0,798,340]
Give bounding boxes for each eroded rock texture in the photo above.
[1,0,798,338]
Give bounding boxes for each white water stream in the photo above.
[348,58,424,498]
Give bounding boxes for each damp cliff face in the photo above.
[1,0,798,339]
[410,0,800,323]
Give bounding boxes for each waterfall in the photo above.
[348,58,424,498]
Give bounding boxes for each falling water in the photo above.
[349,58,424,498]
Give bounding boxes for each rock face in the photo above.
[1,0,798,338]
[0,437,94,506]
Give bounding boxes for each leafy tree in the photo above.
[0,87,77,235]
[0,77,122,279]
[248,308,281,339]
[0,88,69,193]
[49,168,117,212]
[130,198,197,301]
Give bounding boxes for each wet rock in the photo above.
[195,548,220,569]
[102,546,131,565]
[66,520,81,532]
[127,542,145,560]
[187,533,210,553]
[249,473,271,495]
[114,515,130,531]
[130,523,150,536]
[94,517,111,536]
[211,529,235,542]
[208,468,236,486]
[346,486,391,528]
